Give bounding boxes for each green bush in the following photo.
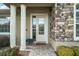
[0,47,19,56]
[72,46,79,56]
[57,46,74,56]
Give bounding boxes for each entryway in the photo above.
[30,13,48,44]
[29,45,56,56]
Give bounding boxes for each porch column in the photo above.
[10,5,16,48]
[20,4,26,50]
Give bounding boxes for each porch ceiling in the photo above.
[5,3,53,7]
[0,3,53,16]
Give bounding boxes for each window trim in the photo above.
[74,3,79,41]
[0,32,10,35]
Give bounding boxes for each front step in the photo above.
[36,43,47,45]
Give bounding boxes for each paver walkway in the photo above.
[29,45,56,56]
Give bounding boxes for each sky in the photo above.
[0,3,9,9]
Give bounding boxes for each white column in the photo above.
[20,5,26,50]
[10,5,16,48]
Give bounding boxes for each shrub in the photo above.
[57,46,74,56]
[0,47,19,56]
[72,46,79,56]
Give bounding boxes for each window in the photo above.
[39,24,44,34]
[75,4,79,40]
[76,4,79,9]
[38,18,44,34]
[32,16,36,40]
[0,17,10,33]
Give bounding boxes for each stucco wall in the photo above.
[0,9,10,17]
[16,13,21,46]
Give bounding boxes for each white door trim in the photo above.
[30,13,48,43]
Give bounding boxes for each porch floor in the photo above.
[29,44,56,56]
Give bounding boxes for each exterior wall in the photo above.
[50,38,79,51]
[26,7,50,38]
[0,9,10,17]
[0,7,50,47]
[16,13,21,46]
[1,4,79,50]
[49,3,79,51]
[16,7,50,46]
[50,3,74,42]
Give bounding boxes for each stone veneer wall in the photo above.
[50,3,74,42]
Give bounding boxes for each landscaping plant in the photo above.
[72,46,79,56]
[57,46,74,56]
[0,47,19,56]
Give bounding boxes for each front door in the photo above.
[31,14,48,43]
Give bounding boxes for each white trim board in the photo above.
[0,32,10,35]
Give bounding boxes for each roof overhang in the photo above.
[5,3,53,7]
[0,3,54,16]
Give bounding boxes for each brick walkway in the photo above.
[29,45,56,56]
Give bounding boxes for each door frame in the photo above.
[30,13,48,43]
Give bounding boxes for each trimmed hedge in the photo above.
[57,46,74,56]
[56,46,79,56]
